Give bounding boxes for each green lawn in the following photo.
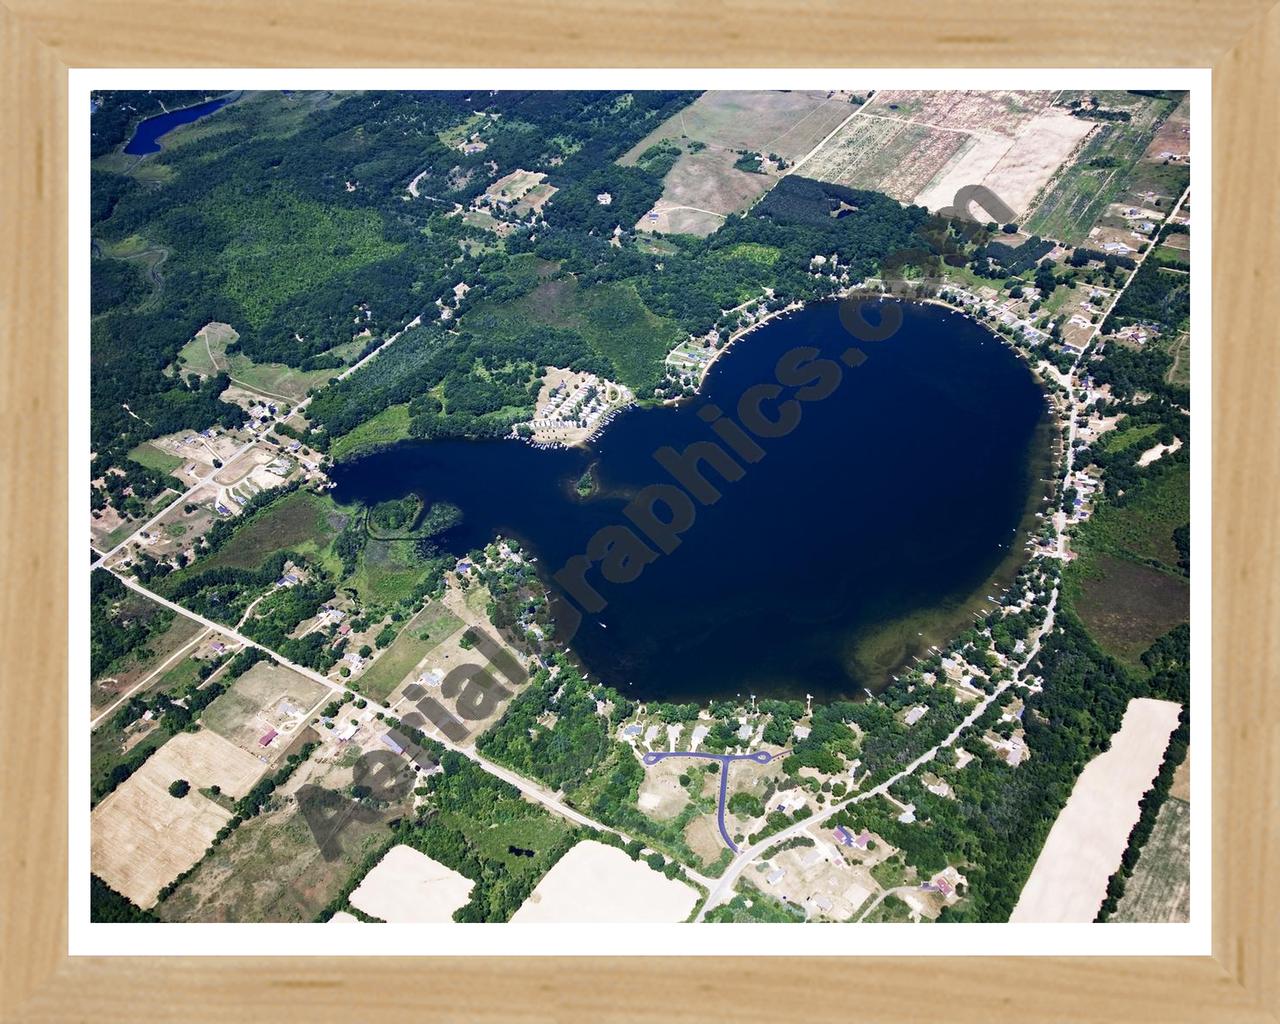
[355,600,464,701]
[127,441,183,475]
[177,322,343,403]
[196,490,349,575]
[329,403,412,462]
[1103,421,1162,454]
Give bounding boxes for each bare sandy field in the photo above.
[915,107,1093,217]
[637,201,727,237]
[349,844,474,923]
[638,147,772,229]
[510,840,699,923]
[800,92,1092,221]
[1010,698,1181,923]
[92,729,267,907]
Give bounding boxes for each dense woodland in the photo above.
[92,91,956,475]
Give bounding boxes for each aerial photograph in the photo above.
[86,86,1193,928]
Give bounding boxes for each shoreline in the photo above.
[331,291,1069,707]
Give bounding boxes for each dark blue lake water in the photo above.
[123,96,232,155]
[329,299,1050,702]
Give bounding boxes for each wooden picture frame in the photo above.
[2,2,1276,1019]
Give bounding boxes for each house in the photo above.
[853,830,872,850]
[766,868,785,885]
[380,733,404,756]
[259,729,278,747]
[334,722,358,742]
[595,192,613,206]
[904,705,928,727]
[833,826,854,847]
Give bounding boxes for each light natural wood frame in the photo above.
[2,3,1276,1019]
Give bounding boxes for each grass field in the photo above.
[1164,333,1191,387]
[1024,93,1182,244]
[1112,797,1190,923]
[329,402,412,462]
[346,536,440,607]
[621,90,855,164]
[92,729,267,907]
[177,322,341,403]
[91,590,205,714]
[1070,554,1190,669]
[1103,421,1163,454]
[197,490,349,575]
[621,90,856,235]
[202,660,330,756]
[126,440,184,475]
[157,775,404,922]
[355,600,464,701]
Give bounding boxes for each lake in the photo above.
[329,298,1051,703]
[123,96,233,156]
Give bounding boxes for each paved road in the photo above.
[642,750,776,853]
[104,569,716,890]
[694,590,1059,921]
[691,208,1197,918]
[91,314,425,570]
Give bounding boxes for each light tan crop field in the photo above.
[1010,698,1181,923]
[622,90,857,164]
[915,107,1094,217]
[349,844,474,923]
[1112,797,1191,923]
[91,729,268,907]
[860,89,1054,136]
[802,90,1094,220]
[510,840,699,923]
[201,659,329,758]
[484,169,545,203]
[622,90,859,235]
[800,116,968,203]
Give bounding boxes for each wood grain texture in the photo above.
[3,0,1279,67]
[1212,5,1280,1014]
[0,0,1276,1020]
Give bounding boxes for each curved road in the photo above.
[642,750,777,853]
[103,570,716,891]
[694,589,1057,921]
